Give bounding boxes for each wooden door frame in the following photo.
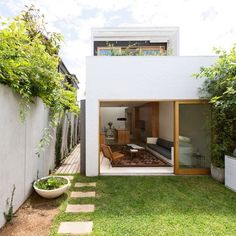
[98,99,210,176]
[174,100,210,175]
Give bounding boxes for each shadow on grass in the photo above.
[30,191,69,210]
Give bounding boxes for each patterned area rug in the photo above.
[110,146,171,167]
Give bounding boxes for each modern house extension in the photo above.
[83,27,217,176]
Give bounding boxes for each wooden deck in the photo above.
[56,144,80,174]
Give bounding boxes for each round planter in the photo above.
[33,176,70,199]
[211,164,225,183]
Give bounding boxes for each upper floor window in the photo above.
[94,41,167,56]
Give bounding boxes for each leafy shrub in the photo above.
[35,177,68,190]
[67,121,72,152]
[4,185,16,223]
[195,46,236,167]
[0,5,79,155]
[55,119,63,167]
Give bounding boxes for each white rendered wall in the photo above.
[100,107,126,131]
[86,56,217,176]
[92,27,180,56]
[0,85,55,228]
[159,102,174,141]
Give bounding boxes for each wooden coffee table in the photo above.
[129,149,138,159]
[127,144,146,158]
[127,144,145,150]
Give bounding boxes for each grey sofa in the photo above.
[146,137,174,165]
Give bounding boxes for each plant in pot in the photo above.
[33,176,70,199]
[195,46,236,183]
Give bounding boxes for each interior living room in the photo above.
[99,101,174,175]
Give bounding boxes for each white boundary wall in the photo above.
[86,56,217,176]
[0,84,56,228]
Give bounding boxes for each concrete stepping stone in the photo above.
[75,182,96,187]
[65,204,95,213]
[71,191,96,198]
[58,221,93,235]
[55,175,74,180]
[65,175,74,180]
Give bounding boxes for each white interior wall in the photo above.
[100,107,126,131]
[86,56,217,176]
[159,102,174,141]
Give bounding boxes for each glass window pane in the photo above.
[179,104,211,169]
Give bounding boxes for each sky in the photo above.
[0,0,235,100]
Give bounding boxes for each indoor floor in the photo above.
[100,153,174,176]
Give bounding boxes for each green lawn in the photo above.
[50,175,236,236]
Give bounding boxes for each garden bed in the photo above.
[0,192,65,236]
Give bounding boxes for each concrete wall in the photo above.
[0,84,79,228]
[0,85,55,228]
[159,102,174,141]
[86,56,217,176]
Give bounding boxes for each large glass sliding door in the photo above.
[174,101,211,174]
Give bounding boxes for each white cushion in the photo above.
[146,137,158,144]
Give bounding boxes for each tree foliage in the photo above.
[195,46,236,167]
[0,5,79,155]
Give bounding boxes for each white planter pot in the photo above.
[211,164,225,183]
[33,176,70,199]
[225,155,236,192]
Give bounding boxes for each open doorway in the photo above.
[99,101,174,175]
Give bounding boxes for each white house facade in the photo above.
[84,27,217,176]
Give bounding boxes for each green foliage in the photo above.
[55,118,63,167]
[35,177,68,190]
[72,117,77,147]
[4,185,16,223]
[195,46,236,167]
[0,5,79,155]
[67,120,72,152]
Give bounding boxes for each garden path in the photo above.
[56,144,80,174]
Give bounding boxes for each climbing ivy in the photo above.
[0,6,79,155]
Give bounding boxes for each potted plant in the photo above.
[33,176,70,199]
[195,46,236,183]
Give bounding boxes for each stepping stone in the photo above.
[58,221,93,234]
[65,204,95,213]
[66,176,74,180]
[71,191,96,198]
[75,182,96,187]
[54,175,74,180]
